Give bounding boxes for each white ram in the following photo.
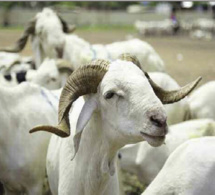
[30,54,200,195]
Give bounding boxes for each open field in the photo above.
[0,28,214,87]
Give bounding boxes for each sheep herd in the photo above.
[0,8,214,195]
[135,18,215,40]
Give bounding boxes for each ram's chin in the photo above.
[140,132,165,147]
[146,136,165,147]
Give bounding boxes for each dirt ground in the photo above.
[0,29,214,87]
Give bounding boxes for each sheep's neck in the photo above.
[74,111,120,195]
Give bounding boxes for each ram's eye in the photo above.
[104,91,115,99]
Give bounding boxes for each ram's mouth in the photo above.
[140,131,165,147]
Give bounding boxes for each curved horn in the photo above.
[119,53,201,104]
[145,72,202,104]
[118,53,141,68]
[56,59,74,74]
[0,19,36,53]
[30,59,110,137]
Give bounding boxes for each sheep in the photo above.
[192,18,215,33]
[142,137,215,195]
[0,8,165,72]
[187,81,215,121]
[117,71,188,178]
[0,58,73,89]
[0,52,20,70]
[2,56,35,74]
[0,82,61,194]
[30,54,200,195]
[0,9,75,69]
[134,19,175,36]
[186,18,215,40]
[119,118,215,185]
[0,52,34,74]
[190,30,212,41]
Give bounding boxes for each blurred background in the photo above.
[0,1,214,85]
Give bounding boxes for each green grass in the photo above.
[0,24,135,32]
[77,24,135,32]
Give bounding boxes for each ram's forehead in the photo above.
[107,60,145,80]
[101,60,149,89]
[109,60,141,72]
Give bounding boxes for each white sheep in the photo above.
[0,52,20,70]
[142,137,215,195]
[192,18,215,33]
[187,81,215,121]
[134,19,175,36]
[0,8,165,72]
[0,58,73,89]
[190,30,212,41]
[0,82,61,194]
[120,119,215,185]
[30,54,200,195]
[0,52,34,73]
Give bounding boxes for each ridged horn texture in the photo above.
[59,59,110,123]
[145,72,202,104]
[118,53,141,68]
[56,59,74,74]
[0,19,35,53]
[30,59,110,137]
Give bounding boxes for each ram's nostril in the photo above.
[150,115,166,128]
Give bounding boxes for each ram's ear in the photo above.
[72,95,98,160]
